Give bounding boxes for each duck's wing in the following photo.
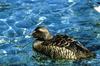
[51,34,69,47]
[42,34,74,46]
[69,40,90,52]
[42,34,69,47]
[42,34,89,52]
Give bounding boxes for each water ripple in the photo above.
[0,0,100,66]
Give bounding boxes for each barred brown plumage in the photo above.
[32,26,95,60]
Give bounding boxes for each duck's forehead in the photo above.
[35,26,44,30]
[39,28,47,31]
[35,27,48,32]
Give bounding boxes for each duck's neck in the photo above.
[45,32,53,40]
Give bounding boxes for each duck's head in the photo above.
[32,26,53,41]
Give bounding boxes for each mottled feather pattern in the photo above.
[36,34,95,59]
[32,26,95,60]
[42,34,77,48]
[42,35,70,46]
[38,44,77,59]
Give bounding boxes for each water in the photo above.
[0,0,100,66]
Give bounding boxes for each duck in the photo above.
[32,26,95,60]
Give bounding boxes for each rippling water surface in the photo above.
[0,0,100,66]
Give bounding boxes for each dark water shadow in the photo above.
[87,45,100,51]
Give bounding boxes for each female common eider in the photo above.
[32,26,95,60]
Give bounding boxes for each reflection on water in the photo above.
[0,0,100,66]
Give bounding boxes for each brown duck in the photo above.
[32,26,95,60]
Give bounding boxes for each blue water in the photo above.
[0,0,100,66]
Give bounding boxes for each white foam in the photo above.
[0,39,6,44]
[38,16,47,22]
[0,49,7,56]
[97,34,100,38]
[94,6,100,13]
[68,0,74,2]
